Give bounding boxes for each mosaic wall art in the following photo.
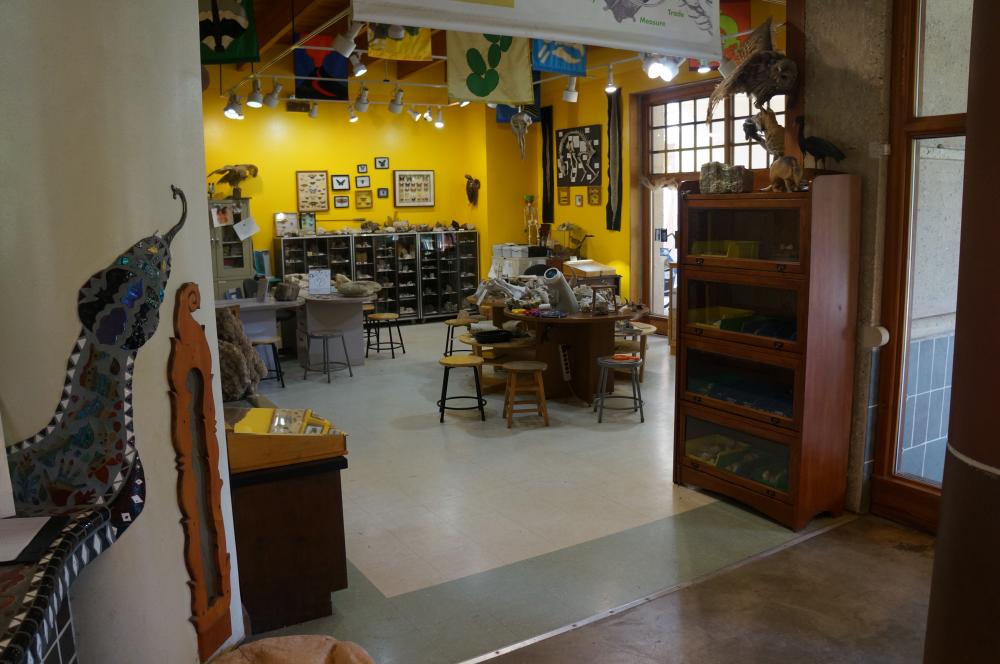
[5,186,188,539]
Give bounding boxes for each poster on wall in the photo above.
[296,170,329,212]
[531,40,586,75]
[447,32,534,105]
[199,0,260,64]
[353,0,721,60]
[557,125,602,186]
[294,35,348,100]
[394,170,436,207]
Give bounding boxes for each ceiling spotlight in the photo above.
[223,92,244,120]
[355,86,370,112]
[434,108,445,129]
[389,86,404,114]
[487,102,497,109]
[642,53,664,80]
[333,21,364,58]
[408,106,421,121]
[246,79,264,108]
[348,104,359,123]
[604,65,618,94]
[459,100,470,108]
[658,57,680,82]
[423,107,434,122]
[697,59,712,74]
[350,53,368,78]
[562,76,579,103]
[388,24,406,40]
[263,79,283,108]
[308,102,318,119]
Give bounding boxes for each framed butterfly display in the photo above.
[296,170,329,212]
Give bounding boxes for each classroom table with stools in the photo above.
[503,309,637,404]
[501,360,549,428]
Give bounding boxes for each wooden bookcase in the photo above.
[673,175,860,530]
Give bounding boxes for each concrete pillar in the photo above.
[923,0,1000,660]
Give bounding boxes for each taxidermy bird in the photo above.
[796,116,845,169]
[706,18,797,124]
[743,117,763,144]
[207,164,258,198]
[465,174,481,206]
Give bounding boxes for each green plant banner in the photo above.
[447,32,533,105]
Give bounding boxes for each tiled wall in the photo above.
[899,333,954,484]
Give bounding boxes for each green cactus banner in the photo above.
[447,31,533,105]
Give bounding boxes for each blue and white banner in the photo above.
[353,0,721,60]
[531,40,586,76]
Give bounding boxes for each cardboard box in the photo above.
[564,259,617,277]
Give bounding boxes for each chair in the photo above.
[615,321,657,381]
[501,361,549,428]
[302,300,353,383]
[593,356,644,423]
[250,335,285,388]
[437,355,486,422]
[443,319,473,356]
[366,312,406,358]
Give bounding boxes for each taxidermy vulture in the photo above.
[208,164,259,198]
[465,174,481,206]
[706,18,797,124]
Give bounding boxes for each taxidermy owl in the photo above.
[706,18,797,124]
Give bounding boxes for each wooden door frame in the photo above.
[870,0,967,532]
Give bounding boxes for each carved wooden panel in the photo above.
[168,283,233,661]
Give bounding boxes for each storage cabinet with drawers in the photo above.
[673,175,860,530]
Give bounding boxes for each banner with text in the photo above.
[353,0,721,60]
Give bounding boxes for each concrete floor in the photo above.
[494,517,934,664]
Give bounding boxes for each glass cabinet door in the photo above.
[374,235,398,314]
[328,237,353,278]
[683,272,803,352]
[683,200,805,273]
[682,341,799,429]
[396,234,418,318]
[681,407,793,498]
[354,235,374,281]
[419,233,441,316]
[220,225,247,270]
[437,232,460,314]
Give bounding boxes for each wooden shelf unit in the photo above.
[673,175,860,530]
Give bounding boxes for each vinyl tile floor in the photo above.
[256,321,836,663]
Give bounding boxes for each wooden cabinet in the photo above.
[673,175,860,530]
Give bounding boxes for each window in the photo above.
[731,93,785,170]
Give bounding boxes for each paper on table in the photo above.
[308,269,332,295]
[232,215,260,241]
[0,517,50,562]
[0,413,13,518]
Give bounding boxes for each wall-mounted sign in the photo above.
[353,0,721,60]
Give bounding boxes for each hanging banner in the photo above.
[367,26,434,61]
[688,1,751,71]
[199,0,259,64]
[294,35,349,101]
[531,40,587,76]
[447,32,533,105]
[353,0,721,60]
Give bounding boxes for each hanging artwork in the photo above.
[447,32,533,105]
[687,1,751,72]
[367,26,433,61]
[606,90,623,231]
[331,174,351,191]
[168,283,233,662]
[294,35,348,101]
[334,196,351,209]
[5,186,188,539]
[375,157,390,169]
[531,40,586,76]
[558,187,570,206]
[299,212,316,234]
[588,186,602,206]
[394,170,435,207]
[199,0,260,64]
[355,190,374,209]
[296,171,329,212]
[557,125,602,186]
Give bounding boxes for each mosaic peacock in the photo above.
[5,186,187,537]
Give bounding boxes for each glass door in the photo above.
[872,0,972,531]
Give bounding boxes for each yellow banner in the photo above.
[366,27,433,62]
[447,32,533,104]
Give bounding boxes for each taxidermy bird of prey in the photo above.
[208,164,258,189]
[706,18,797,124]
[465,175,481,206]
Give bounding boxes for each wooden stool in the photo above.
[303,330,353,383]
[437,355,486,422]
[250,335,285,388]
[593,356,644,423]
[443,319,472,356]
[366,312,405,358]
[615,321,656,382]
[501,361,549,428]
[362,303,376,343]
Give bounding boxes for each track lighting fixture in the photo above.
[459,100,470,108]
[348,104,359,123]
[604,65,618,94]
[423,107,434,122]
[223,92,244,120]
[408,107,421,121]
[642,54,680,82]
[562,76,579,103]
[697,59,712,74]
[308,102,318,119]
[333,21,364,58]
[350,53,368,78]
[658,57,680,82]
[246,79,264,108]
[434,108,445,129]
[487,102,497,109]
[355,86,370,112]
[388,24,405,40]
[263,79,283,108]
[389,86,404,114]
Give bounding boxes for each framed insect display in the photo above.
[374,157,389,170]
[393,170,435,207]
[377,187,390,199]
[330,174,351,191]
[333,196,350,209]
[356,175,371,189]
[296,170,329,212]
